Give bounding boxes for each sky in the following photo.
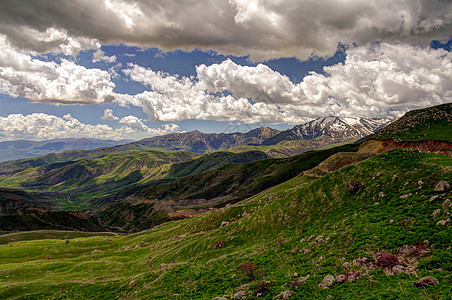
[0,0,451,141]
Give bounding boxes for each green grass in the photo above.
[0,231,116,245]
[373,102,452,142]
[1,149,450,299]
[228,136,349,158]
[136,143,360,204]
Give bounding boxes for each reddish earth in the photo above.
[359,139,452,156]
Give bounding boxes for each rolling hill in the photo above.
[359,103,452,155]
[0,138,131,162]
[0,148,450,299]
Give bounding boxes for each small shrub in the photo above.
[375,251,399,268]
[240,262,259,281]
[347,179,362,195]
[214,241,224,250]
[256,282,270,297]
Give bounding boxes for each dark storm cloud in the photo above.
[0,0,451,60]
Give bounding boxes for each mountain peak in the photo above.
[262,116,393,145]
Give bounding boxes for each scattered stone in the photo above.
[300,238,306,243]
[404,182,410,186]
[374,202,380,205]
[213,297,228,300]
[413,276,439,287]
[442,199,451,209]
[418,180,424,185]
[293,272,298,277]
[378,192,385,198]
[129,280,136,286]
[346,272,359,282]
[274,290,294,299]
[432,209,441,219]
[220,221,230,228]
[436,220,448,226]
[429,195,440,202]
[389,219,394,224]
[434,181,450,192]
[303,249,311,254]
[400,193,412,199]
[135,241,149,248]
[392,175,398,182]
[336,274,347,283]
[307,235,316,241]
[392,265,405,275]
[297,275,310,285]
[233,290,247,299]
[319,275,335,288]
[325,296,333,300]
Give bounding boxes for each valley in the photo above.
[0,104,451,299]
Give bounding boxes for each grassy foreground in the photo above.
[0,149,451,299]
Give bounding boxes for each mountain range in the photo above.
[0,138,132,162]
[262,116,391,144]
[0,116,392,164]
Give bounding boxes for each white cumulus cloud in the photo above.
[0,113,179,140]
[0,35,116,105]
[121,43,452,123]
[119,115,179,135]
[92,49,117,63]
[101,109,119,120]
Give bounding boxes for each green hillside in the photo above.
[228,136,351,158]
[0,150,272,210]
[135,143,360,205]
[0,144,154,174]
[372,103,452,142]
[0,149,450,299]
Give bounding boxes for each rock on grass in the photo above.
[413,276,439,287]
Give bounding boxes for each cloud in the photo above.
[119,115,179,135]
[0,113,179,140]
[0,35,115,105]
[120,65,283,124]
[1,26,450,125]
[101,109,119,120]
[0,0,451,60]
[92,49,117,63]
[121,43,452,123]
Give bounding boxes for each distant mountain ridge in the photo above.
[0,138,132,162]
[262,116,392,145]
[0,116,391,167]
[132,126,281,153]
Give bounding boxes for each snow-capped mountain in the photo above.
[262,117,393,145]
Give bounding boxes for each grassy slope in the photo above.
[135,143,360,204]
[1,150,450,298]
[0,231,116,245]
[227,136,348,158]
[0,150,270,209]
[0,150,198,207]
[0,144,154,174]
[372,102,452,142]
